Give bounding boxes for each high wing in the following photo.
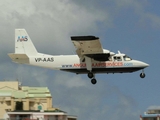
[71,36,112,61]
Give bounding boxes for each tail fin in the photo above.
[15,29,38,55]
[8,29,38,64]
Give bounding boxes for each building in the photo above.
[0,81,77,120]
[7,110,77,120]
[140,108,160,120]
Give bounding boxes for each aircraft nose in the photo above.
[141,62,149,68]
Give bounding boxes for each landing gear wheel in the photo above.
[91,78,97,84]
[140,73,145,78]
[88,72,94,78]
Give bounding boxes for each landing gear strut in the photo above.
[87,72,97,84]
[140,69,145,78]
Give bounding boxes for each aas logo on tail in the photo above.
[17,36,28,42]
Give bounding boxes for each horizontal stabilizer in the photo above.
[8,53,29,64]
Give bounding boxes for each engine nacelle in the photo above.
[103,49,115,56]
[103,49,110,53]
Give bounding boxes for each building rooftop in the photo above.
[141,114,160,118]
[9,109,66,113]
[140,107,160,118]
[0,81,52,99]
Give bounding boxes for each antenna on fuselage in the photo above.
[118,51,121,54]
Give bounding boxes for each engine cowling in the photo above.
[85,49,115,61]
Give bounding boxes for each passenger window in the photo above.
[113,57,116,61]
[117,57,122,61]
[114,56,122,61]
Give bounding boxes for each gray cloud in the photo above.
[72,0,160,29]
[113,0,160,29]
[0,0,111,55]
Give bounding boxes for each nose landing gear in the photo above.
[140,73,145,78]
[87,72,97,84]
[140,69,146,78]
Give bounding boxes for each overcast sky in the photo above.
[0,0,160,120]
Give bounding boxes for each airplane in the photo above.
[8,29,149,85]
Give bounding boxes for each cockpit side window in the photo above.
[114,56,122,61]
[123,55,132,61]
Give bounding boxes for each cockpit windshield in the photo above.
[123,55,132,61]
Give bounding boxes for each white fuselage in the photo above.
[27,53,148,74]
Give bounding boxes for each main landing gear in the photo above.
[140,69,145,78]
[88,72,97,84]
